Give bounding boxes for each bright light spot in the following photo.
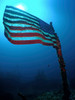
[16,4,26,11]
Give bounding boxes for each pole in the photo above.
[50,22,71,99]
[56,48,71,100]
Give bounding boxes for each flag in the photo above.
[3,5,65,67]
[3,6,58,48]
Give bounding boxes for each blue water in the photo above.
[0,0,75,100]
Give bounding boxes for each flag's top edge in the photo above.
[5,5,50,26]
[6,5,38,19]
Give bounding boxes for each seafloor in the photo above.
[0,89,75,100]
[32,90,75,100]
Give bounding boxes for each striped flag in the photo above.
[3,6,65,70]
[3,6,59,48]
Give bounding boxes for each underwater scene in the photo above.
[0,0,75,100]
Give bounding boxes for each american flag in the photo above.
[3,6,59,48]
[3,5,65,70]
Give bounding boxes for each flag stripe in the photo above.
[3,21,38,30]
[6,6,38,20]
[7,26,40,31]
[4,13,39,25]
[3,22,39,30]
[5,26,57,43]
[4,22,56,39]
[5,31,57,48]
[3,17,39,28]
[5,24,57,41]
[5,30,57,45]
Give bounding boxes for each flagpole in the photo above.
[50,22,71,100]
[56,48,71,100]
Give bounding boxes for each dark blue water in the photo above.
[0,0,75,100]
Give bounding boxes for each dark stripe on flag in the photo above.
[4,13,39,25]
[4,23,57,41]
[3,17,39,28]
[5,25,57,44]
[6,6,38,20]
[5,31,57,48]
[8,26,39,31]
[3,18,39,29]
[4,12,39,25]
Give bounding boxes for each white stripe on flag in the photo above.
[4,16,40,28]
[4,12,39,24]
[4,22,37,28]
[6,7,38,20]
[5,30,58,46]
[5,26,56,42]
